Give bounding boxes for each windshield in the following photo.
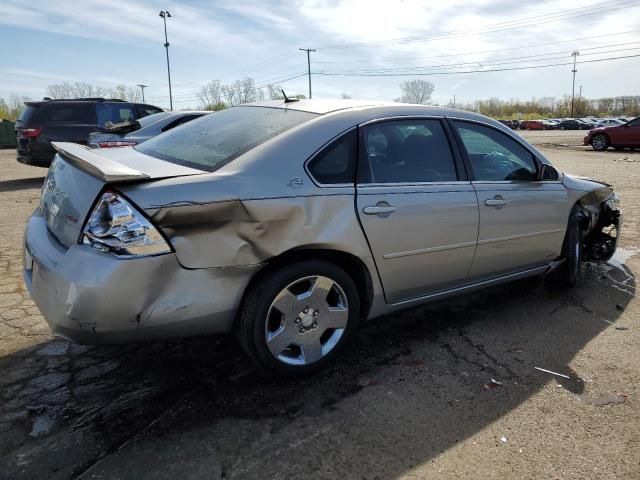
[136,106,318,172]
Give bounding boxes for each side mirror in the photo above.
[538,163,559,181]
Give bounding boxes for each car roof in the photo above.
[240,99,495,122]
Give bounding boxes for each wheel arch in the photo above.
[239,247,375,323]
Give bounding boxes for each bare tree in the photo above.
[340,93,352,99]
[397,79,435,104]
[198,80,223,108]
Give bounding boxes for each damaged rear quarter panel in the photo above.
[118,109,386,271]
[146,193,373,269]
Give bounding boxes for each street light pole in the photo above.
[136,84,148,103]
[159,10,173,111]
[299,48,316,99]
[570,51,580,118]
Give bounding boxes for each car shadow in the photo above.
[0,177,45,193]
[0,259,635,480]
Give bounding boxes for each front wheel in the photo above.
[591,134,609,151]
[546,211,584,288]
[237,260,360,376]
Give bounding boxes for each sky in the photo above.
[1,0,639,110]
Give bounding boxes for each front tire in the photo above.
[237,260,360,376]
[591,133,609,151]
[546,210,584,288]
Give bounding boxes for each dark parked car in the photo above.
[15,98,163,167]
[584,116,640,151]
[557,119,591,130]
[88,111,209,148]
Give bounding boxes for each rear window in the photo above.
[135,104,164,119]
[16,105,39,125]
[136,107,318,172]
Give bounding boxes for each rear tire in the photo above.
[237,260,360,376]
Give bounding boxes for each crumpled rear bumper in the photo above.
[24,211,259,344]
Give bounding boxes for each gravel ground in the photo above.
[0,131,638,480]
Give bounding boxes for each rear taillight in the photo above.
[97,141,137,148]
[82,190,171,258]
[19,128,42,138]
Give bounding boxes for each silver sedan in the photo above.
[24,99,622,375]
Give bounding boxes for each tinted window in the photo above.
[16,105,39,126]
[362,119,457,183]
[47,104,94,123]
[160,114,204,132]
[136,107,317,172]
[627,117,640,127]
[135,104,164,118]
[307,129,357,184]
[138,112,172,128]
[96,103,135,125]
[453,121,537,181]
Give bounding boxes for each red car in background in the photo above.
[520,120,544,130]
[584,117,640,151]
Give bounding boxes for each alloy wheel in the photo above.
[592,134,608,151]
[264,275,349,366]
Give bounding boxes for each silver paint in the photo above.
[24,100,621,345]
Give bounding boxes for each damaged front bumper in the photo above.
[24,211,259,344]
[582,195,623,262]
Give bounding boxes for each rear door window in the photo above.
[361,119,458,183]
[47,104,95,123]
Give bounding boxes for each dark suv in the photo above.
[15,98,163,167]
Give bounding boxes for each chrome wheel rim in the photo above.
[265,275,349,366]
[592,135,606,150]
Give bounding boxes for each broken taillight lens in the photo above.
[81,190,171,258]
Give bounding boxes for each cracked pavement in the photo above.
[0,136,639,480]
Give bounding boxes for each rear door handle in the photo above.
[363,204,397,215]
[484,196,507,208]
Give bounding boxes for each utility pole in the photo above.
[570,51,580,118]
[159,10,173,110]
[299,48,316,99]
[453,95,456,108]
[579,85,583,98]
[136,84,148,103]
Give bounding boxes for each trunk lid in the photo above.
[40,143,204,247]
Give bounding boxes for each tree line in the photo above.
[451,95,640,119]
[1,77,637,121]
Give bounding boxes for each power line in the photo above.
[326,44,640,74]
[315,0,639,49]
[311,30,640,64]
[313,52,640,77]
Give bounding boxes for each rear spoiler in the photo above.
[51,142,150,183]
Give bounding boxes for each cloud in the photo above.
[1,0,639,106]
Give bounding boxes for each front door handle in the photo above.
[363,203,397,216]
[484,196,507,208]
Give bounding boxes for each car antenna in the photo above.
[281,89,299,104]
